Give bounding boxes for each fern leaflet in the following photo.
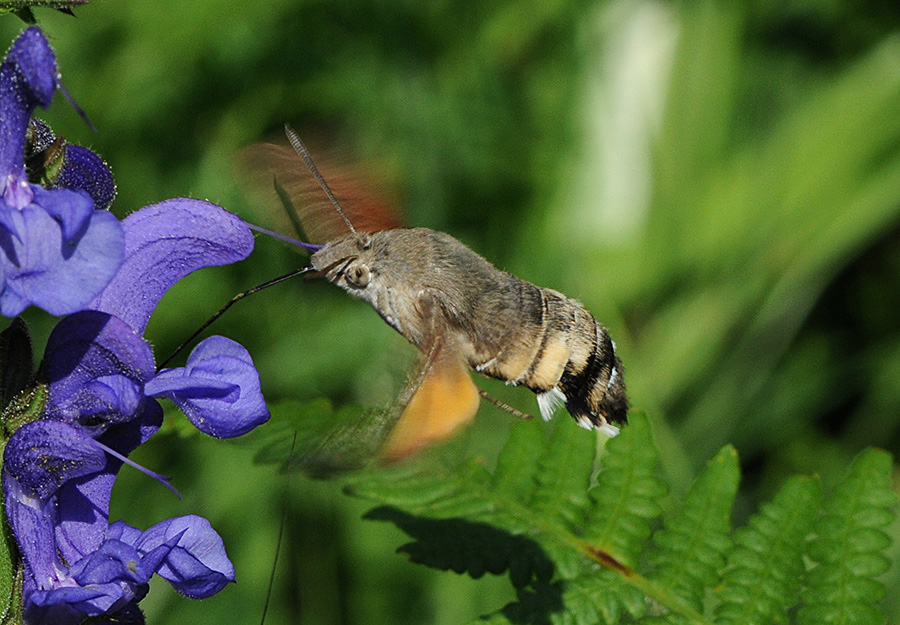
[798,448,897,625]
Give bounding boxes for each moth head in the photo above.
[310,232,378,292]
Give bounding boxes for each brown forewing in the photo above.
[236,139,404,244]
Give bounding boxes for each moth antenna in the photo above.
[158,267,312,369]
[478,389,535,421]
[259,431,298,625]
[284,124,359,237]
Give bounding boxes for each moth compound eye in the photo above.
[358,233,372,251]
[347,264,371,288]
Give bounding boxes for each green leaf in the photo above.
[528,417,596,532]
[0,0,86,22]
[798,448,897,625]
[715,475,822,625]
[648,446,739,612]
[584,411,666,567]
[491,415,547,498]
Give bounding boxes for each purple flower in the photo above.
[92,197,267,438]
[0,27,123,317]
[4,419,235,624]
[127,516,235,598]
[146,336,270,437]
[2,197,262,623]
[0,25,267,623]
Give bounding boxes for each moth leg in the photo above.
[477,389,535,421]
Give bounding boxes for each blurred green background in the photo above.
[4,0,900,622]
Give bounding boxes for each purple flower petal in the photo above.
[146,374,238,400]
[32,185,93,244]
[89,199,254,333]
[106,521,172,574]
[0,28,56,189]
[83,375,143,418]
[27,584,132,619]
[27,541,152,619]
[107,520,143,545]
[2,28,55,105]
[33,581,132,620]
[0,204,124,317]
[43,311,156,427]
[68,540,152,586]
[135,515,235,598]
[2,468,60,589]
[0,192,26,238]
[146,336,269,438]
[2,420,106,500]
[53,470,117,562]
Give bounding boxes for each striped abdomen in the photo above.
[471,284,627,435]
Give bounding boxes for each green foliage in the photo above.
[342,414,896,625]
[648,446,739,614]
[584,411,665,567]
[0,0,86,23]
[798,450,896,625]
[715,475,821,625]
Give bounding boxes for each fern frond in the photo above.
[528,418,597,532]
[797,448,897,625]
[347,412,716,623]
[467,571,646,625]
[491,414,547,498]
[583,410,667,566]
[647,446,739,612]
[715,474,822,625]
[273,402,897,625]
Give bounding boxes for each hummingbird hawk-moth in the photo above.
[246,126,627,460]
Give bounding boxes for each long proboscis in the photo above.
[284,124,359,238]
[158,267,313,369]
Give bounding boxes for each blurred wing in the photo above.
[380,333,481,462]
[287,403,399,477]
[279,337,480,473]
[236,139,403,244]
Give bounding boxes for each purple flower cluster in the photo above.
[0,28,123,317]
[0,27,269,624]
